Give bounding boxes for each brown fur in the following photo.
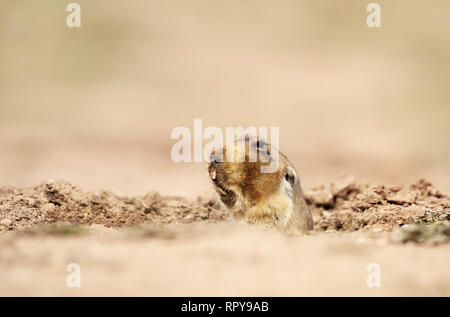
[208,136,313,233]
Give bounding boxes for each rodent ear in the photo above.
[284,167,296,187]
[254,139,271,154]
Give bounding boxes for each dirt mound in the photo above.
[0,180,227,232]
[305,176,449,232]
[0,178,448,233]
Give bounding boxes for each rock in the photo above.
[41,203,56,213]
[387,189,416,204]
[360,191,383,204]
[0,218,13,226]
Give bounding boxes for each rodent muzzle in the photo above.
[208,154,237,207]
[208,154,221,181]
[208,157,225,193]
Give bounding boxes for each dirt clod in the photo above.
[0,218,13,227]
[0,180,228,232]
[0,178,448,235]
[306,178,449,232]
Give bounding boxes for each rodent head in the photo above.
[208,136,298,209]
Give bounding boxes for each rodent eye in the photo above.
[255,140,267,150]
[285,172,295,186]
[253,139,271,157]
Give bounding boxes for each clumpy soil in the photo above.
[0,177,448,234]
[306,177,449,232]
[0,180,228,232]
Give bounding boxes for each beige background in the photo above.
[1,1,449,197]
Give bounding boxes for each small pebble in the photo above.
[0,219,13,226]
[42,203,56,213]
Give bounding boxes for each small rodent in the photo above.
[208,136,313,233]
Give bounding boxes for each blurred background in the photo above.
[1,0,449,197]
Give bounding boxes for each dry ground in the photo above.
[1,177,449,296]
